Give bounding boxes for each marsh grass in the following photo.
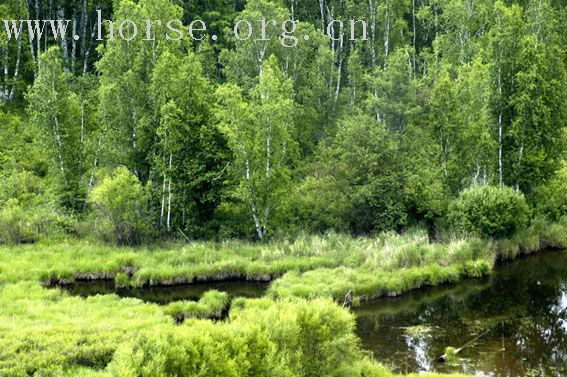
[2,221,564,304]
[0,280,467,376]
[267,221,565,302]
[164,290,229,320]
[0,222,559,376]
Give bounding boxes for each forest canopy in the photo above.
[0,0,565,243]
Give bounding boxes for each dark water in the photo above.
[354,250,567,376]
[59,280,269,305]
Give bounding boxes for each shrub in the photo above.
[0,171,72,244]
[0,199,60,244]
[448,185,529,238]
[164,290,229,320]
[534,162,567,221]
[541,221,567,249]
[109,298,361,377]
[0,199,36,244]
[89,167,149,245]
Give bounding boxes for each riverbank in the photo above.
[3,219,563,301]
[0,278,469,376]
[353,249,567,375]
[0,220,565,375]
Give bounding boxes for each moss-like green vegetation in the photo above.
[164,290,229,320]
[1,220,564,301]
[269,220,566,301]
[0,281,467,376]
[0,220,564,375]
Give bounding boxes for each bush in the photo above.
[164,290,229,320]
[448,185,529,238]
[534,162,567,221]
[89,167,149,245]
[0,199,63,244]
[0,199,38,244]
[0,171,67,244]
[108,298,362,377]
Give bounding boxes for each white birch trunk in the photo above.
[160,174,166,227]
[167,154,173,232]
[71,19,77,74]
[246,158,263,241]
[497,32,504,187]
[86,136,101,201]
[368,0,377,68]
[9,29,23,100]
[53,115,66,178]
[2,40,8,99]
[384,2,390,62]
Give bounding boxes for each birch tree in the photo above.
[215,57,297,241]
[96,0,183,183]
[150,51,229,236]
[509,34,566,194]
[27,47,83,208]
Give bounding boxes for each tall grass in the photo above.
[1,220,564,302]
[0,280,468,376]
[0,221,561,375]
[164,290,229,320]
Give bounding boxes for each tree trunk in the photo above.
[167,153,173,232]
[368,0,377,68]
[9,28,23,100]
[497,37,504,187]
[86,136,101,205]
[384,1,390,62]
[412,0,417,73]
[53,115,66,179]
[71,18,77,74]
[498,110,503,186]
[246,158,263,241]
[318,0,326,31]
[160,173,166,228]
[2,40,8,100]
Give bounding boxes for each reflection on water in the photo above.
[59,280,269,305]
[354,250,567,376]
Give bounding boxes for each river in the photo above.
[354,250,567,376]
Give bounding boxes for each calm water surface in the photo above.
[354,250,567,376]
[58,250,567,375]
[60,280,268,304]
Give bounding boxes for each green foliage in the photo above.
[0,224,562,376]
[0,282,170,376]
[96,0,185,182]
[449,185,529,238]
[534,162,567,221]
[507,33,566,194]
[89,167,149,245]
[164,290,229,320]
[150,50,229,236]
[366,48,421,133]
[312,113,408,234]
[110,297,362,377]
[0,171,72,244]
[541,219,567,249]
[2,0,566,243]
[1,0,566,375]
[26,47,85,209]
[444,346,458,363]
[215,57,298,240]
[0,199,41,244]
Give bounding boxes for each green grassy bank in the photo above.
[2,219,563,301]
[0,219,565,375]
[0,282,469,377]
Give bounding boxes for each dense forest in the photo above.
[1,1,566,376]
[0,0,565,244]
